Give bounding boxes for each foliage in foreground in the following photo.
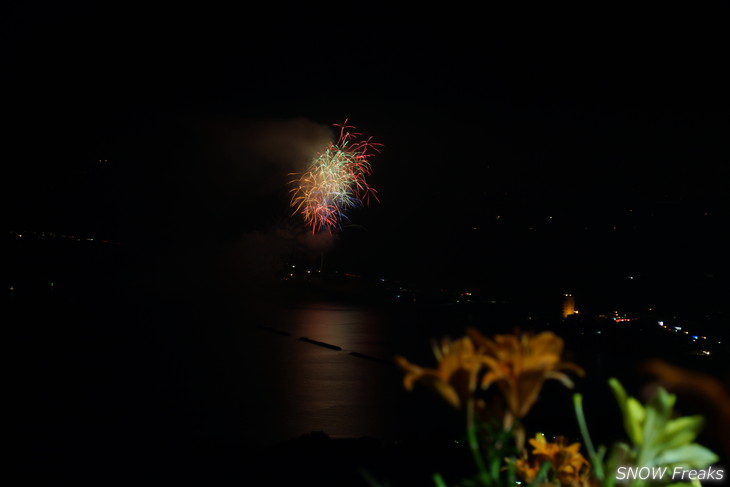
[392,328,718,487]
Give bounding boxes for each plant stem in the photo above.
[573,393,605,480]
[467,397,491,485]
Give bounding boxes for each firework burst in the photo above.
[290,120,381,233]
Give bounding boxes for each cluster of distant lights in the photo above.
[611,310,721,352]
[471,208,714,232]
[281,267,479,304]
[282,264,321,280]
[9,230,119,245]
[568,308,722,356]
[8,230,120,295]
[610,310,637,322]
[656,320,720,355]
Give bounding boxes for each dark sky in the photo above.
[4,1,729,288]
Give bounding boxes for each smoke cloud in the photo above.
[203,117,333,197]
[158,117,339,298]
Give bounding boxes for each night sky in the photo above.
[4,1,729,292]
[5,4,730,483]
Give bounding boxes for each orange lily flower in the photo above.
[515,433,593,487]
[395,336,483,409]
[467,329,585,421]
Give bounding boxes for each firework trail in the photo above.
[290,120,381,233]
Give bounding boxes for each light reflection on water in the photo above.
[234,300,471,446]
[276,302,392,358]
[245,302,400,444]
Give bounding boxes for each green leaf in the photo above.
[644,403,660,436]
[658,416,704,449]
[432,473,448,487]
[609,378,647,445]
[626,397,646,444]
[654,444,719,468]
[656,386,677,414]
